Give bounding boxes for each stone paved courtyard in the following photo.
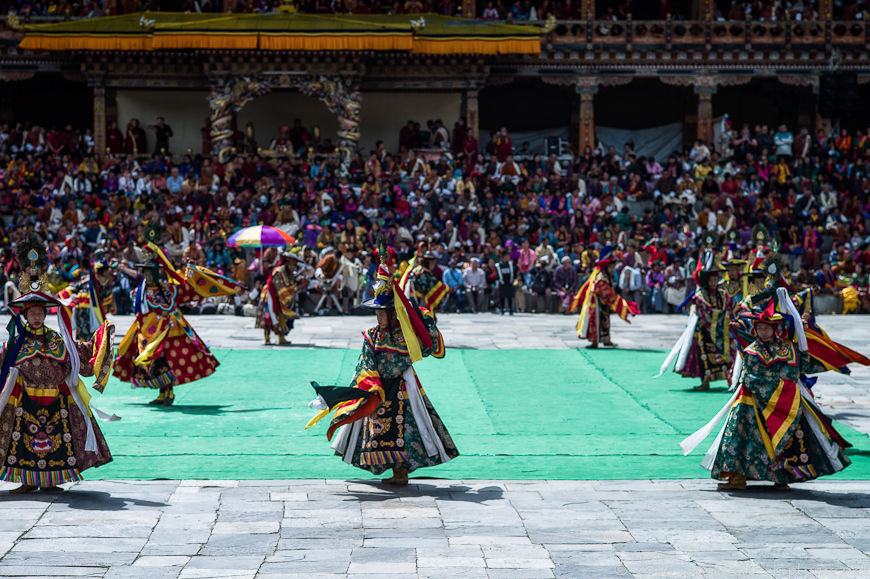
[1,313,869,578]
[3,478,870,578]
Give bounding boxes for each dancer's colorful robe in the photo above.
[323,308,458,475]
[679,287,732,382]
[405,265,448,312]
[113,247,241,390]
[58,266,116,341]
[731,288,870,376]
[255,263,298,337]
[0,320,114,485]
[710,340,851,484]
[720,277,743,314]
[571,269,638,344]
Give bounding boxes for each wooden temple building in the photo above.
[0,0,869,158]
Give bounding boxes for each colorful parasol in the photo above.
[226,225,295,248]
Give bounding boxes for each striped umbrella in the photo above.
[226,225,295,248]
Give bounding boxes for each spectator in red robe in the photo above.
[463,128,479,157]
[398,120,415,152]
[125,118,147,154]
[106,121,124,155]
[46,127,68,155]
[495,127,513,162]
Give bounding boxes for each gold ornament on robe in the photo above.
[16,234,50,293]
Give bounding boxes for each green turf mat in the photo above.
[87,348,870,480]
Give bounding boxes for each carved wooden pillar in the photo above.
[94,85,107,157]
[580,0,594,19]
[462,0,475,18]
[463,88,480,141]
[702,0,714,18]
[819,0,833,18]
[694,78,717,144]
[575,77,598,154]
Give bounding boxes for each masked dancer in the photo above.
[113,237,241,406]
[570,252,639,348]
[256,249,304,345]
[0,234,114,493]
[682,292,853,491]
[306,243,457,485]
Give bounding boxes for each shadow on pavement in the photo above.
[718,486,870,506]
[578,347,654,354]
[264,343,348,349]
[128,403,270,416]
[341,479,504,503]
[0,489,167,510]
[828,411,870,421]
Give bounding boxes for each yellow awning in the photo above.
[19,13,541,55]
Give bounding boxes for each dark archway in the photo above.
[712,78,816,133]
[595,78,695,151]
[479,79,571,133]
[849,81,870,132]
[0,75,93,129]
[595,78,693,130]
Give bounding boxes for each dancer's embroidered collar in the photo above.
[16,325,68,365]
[145,285,178,311]
[721,280,741,298]
[364,327,409,355]
[744,340,797,367]
[694,286,723,309]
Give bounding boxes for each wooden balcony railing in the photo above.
[538,19,868,49]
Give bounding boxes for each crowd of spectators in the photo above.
[0,109,869,319]
[714,0,867,21]
[714,0,818,20]
[2,0,459,18]
[0,0,680,20]
[5,0,865,21]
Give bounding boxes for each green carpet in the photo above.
[89,348,870,480]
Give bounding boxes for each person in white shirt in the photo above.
[819,183,837,213]
[118,170,135,195]
[494,156,522,185]
[47,200,63,234]
[535,238,557,264]
[338,247,363,312]
[433,120,450,150]
[774,124,794,157]
[689,140,711,163]
[463,257,487,313]
[72,172,92,195]
[133,171,151,197]
[716,207,736,235]
[442,220,460,250]
[275,206,301,237]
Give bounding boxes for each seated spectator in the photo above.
[815,262,839,294]
[553,256,578,313]
[527,256,553,313]
[482,1,500,19]
[441,260,465,313]
[645,261,665,313]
